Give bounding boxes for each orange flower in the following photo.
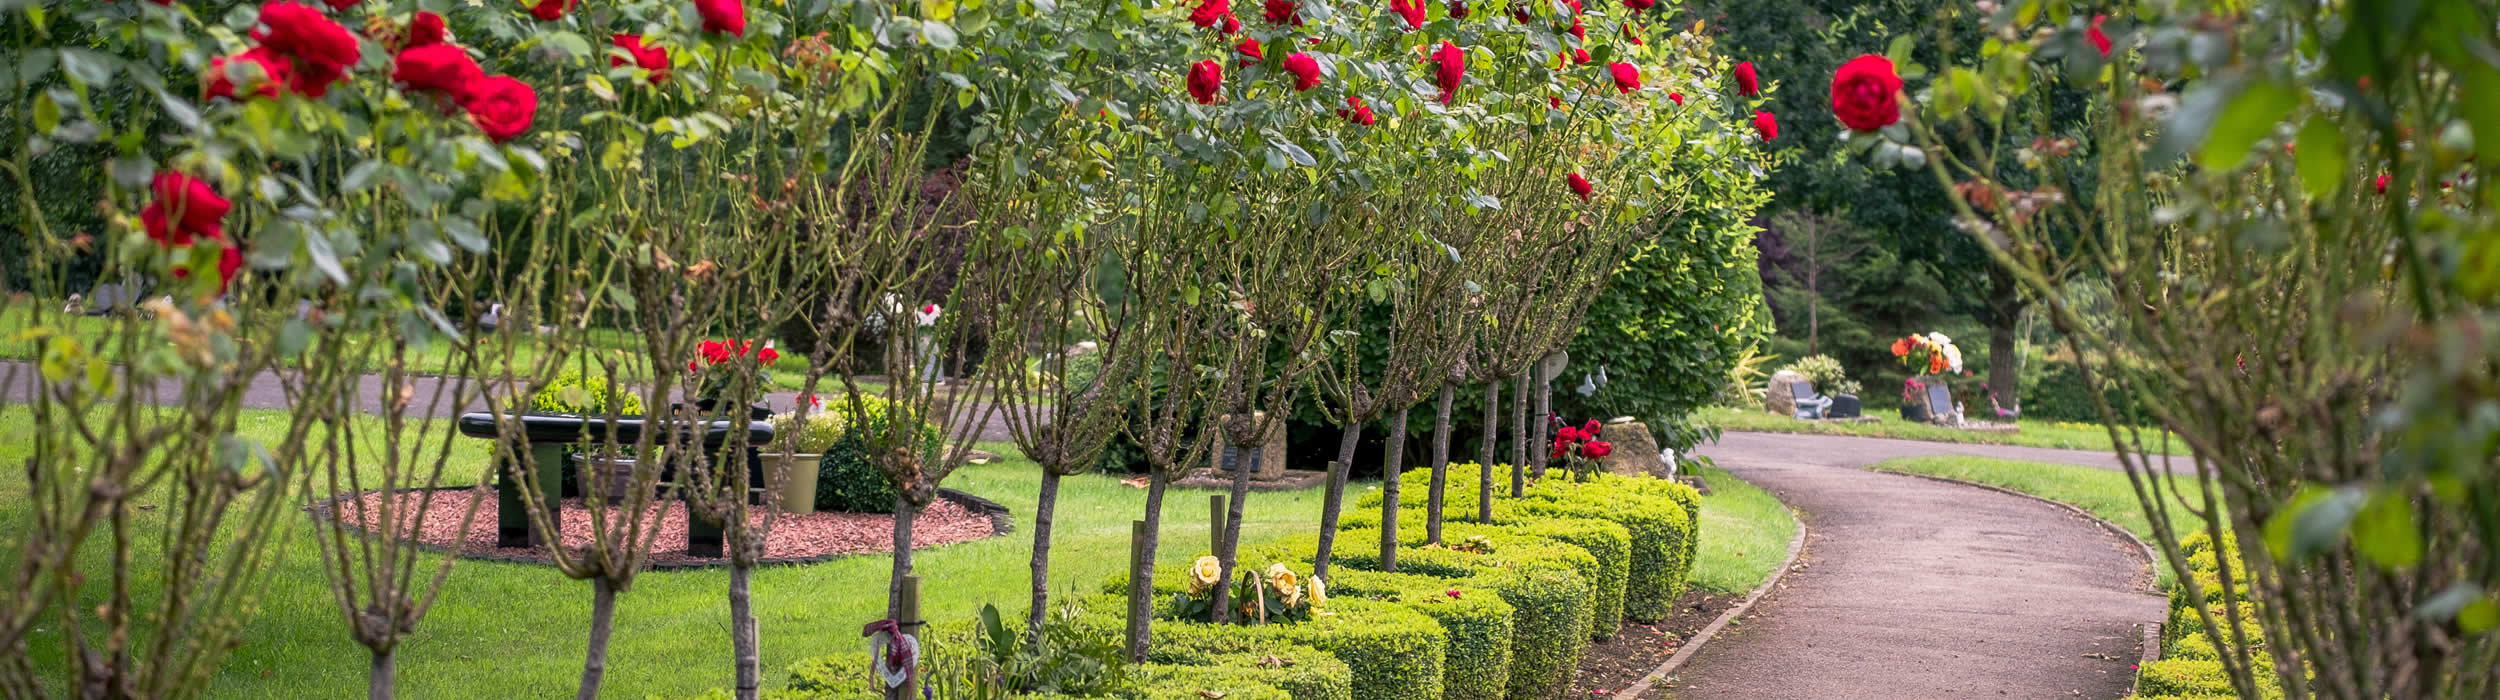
[1890,337,1914,357]
[1928,353,1946,374]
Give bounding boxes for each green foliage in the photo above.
[1123,668,1296,700]
[1318,569,1515,700]
[528,370,644,416]
[815,396,942,512]
[971,600,1132,696]
[769,410,848,455]
[1358,466,1701,623]
[2018,359,2164,424]
[1151,599,1448,700]
[2135,658,2278,699]
[1780,354,1863,396]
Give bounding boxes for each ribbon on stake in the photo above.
[862,619,919,688]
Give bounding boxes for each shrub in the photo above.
[1351,466,1697,624]
[1125,667,1294,700]
[1314,533,1594,700]
[1322,569,1516,700]
[2133,658,2270,698]
[815,395,942,512]
[769,409,847,455]
[1149,598,1447,700]
[1779,354,1862,396]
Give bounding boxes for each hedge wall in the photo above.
[1354,465,1700,622]
[2136,529,2281,700]
[1320,569,1517,700]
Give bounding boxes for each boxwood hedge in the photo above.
[1321,568,1516,700]
[1356,465,1697,623]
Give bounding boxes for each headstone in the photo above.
[1925,380,1955,423]
[1209,412,1287,480]
[1765,370,1808,416]
[1597,421,1671,479]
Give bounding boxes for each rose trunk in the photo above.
[1311,419,1361,580]
[1380,407,1409,572]
[1426,384,1454,545]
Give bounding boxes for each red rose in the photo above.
[204,48,292,102]
[1667,92,1683,106]
[1556,426,1579,442]
[172,243,247,294]
[612,34,670,84]
[1564,0,1579,14]
[1446,589,1462,599]
[1620,0,1652,10]
[2087,15,2112,57]
[1572,47,1590,65]
[1222,13,1242,32]
[1565,172,1592,201]
[1623,22,1641,45]
[141,172,231,246]
[252,2,360,96]
[1733,60,1759,97]
[406,11,447,48]
[1581,419,1599,436]
[1568,18,1584,40]
[1609,62,1640,93]
[695,0,746,36]
[393,44,482,97]
[1549,94,1561,109]
[2376,173,2390,194]
[1752,110,1778,140]
[1391,0,1427,30]
[1828,54,1904,131]
[1446,0,1468,18]
[1582,440,1612,459]
[1337,96,1376,125]
[1187,60,1223,104]
[527,0,575,21]
[1261,0,1299,25]
[459,75,537,143]
[757,346,780,364]
[1189,0,1229,28]
[321,0,358,9]
[1510,6,1529,23]
[1429,41,1465,104]
[1234,37,1263,66]
[1283,52,1320,91]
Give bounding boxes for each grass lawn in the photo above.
[2,408,1321,698]
[1686,466,1798,595]
[1696,405,2190,455]
[1868,455,2213,590]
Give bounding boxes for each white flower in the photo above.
[1942,344,1964,374]
[1927,332,1952,346]
[914,303,941,327]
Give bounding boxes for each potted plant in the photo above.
[766,397,845,515]
[1889,332,1965,423]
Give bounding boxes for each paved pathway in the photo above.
[1668,432,2168,699]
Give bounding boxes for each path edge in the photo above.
[1612,488,1809,700]
[1873,468,2170,666]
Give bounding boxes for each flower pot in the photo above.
[1900,401,1929,424]
[1829,394,1861,419]
[765,453,823,515]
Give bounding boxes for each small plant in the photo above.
[1781,354,1863,396]
[1173,557,1328,625]
[1720,345,1775,406]
[1548,418,1615,482]
[969,599,1129,696]
[768,407,845,455]
[529,371,644,416]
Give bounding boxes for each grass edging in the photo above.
[1869,468,2168,667]
[1609,477,1806,700]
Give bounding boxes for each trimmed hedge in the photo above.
[2140,528,2281,700]
[1155,598,1446,700]
[1302,532,1595,700]
[2134,658,2253,698]
[1321,569,1516,700]
[1124,668,1295,700]
[1357,465,1697,623]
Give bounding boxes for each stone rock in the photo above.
[1598,421,1671,479]
[1209,412,1287,480]
[1765,370,1808,417]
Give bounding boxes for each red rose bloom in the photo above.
[1189,0,1229,28]
[172,243,247,294]
[1828,54,1904,131]
[141,172,231,246]
[1582,440,1612,459]
[406,11,447,48]
[1667,92,1683,106]
[1568,18,1584,40]
[1609,62,1640,93]
[1391,0,1427,30]
[460,75,537,143]
[1572,47,1590,65]
[204,48,292,102]
[1556,427,1580,442]
[1621,0,1652,10]
[1581,419,1600,436]
[322,0,358,10]
[527,0,575,21]
[1222,14,1242,32]
[1446,0,1469,18]
[1753,110,1778,140]
[1564,0,1579,14]
[1623,22,1642,45]
[1429,41,1465,104]
[1234,37,1263,66]
[612,34,670,84]
[2087,15,2112,57]
[1187,60,1223,104]
[757,346,780,364]
[1733,60,1759,97]
[1338,96,1376,125]
[251,2,360,97]
[393,44,482,97]
[1283,52,1320,91]
[2376,173,2390,194]
[1510,6,1529,23]
[1262,0,1299,25]
[695,0,746,36]
[1565,172,1592,201]
[1549,94,1561,109]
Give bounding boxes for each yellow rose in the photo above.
[1308,575,1327,608]
[1265,563,1298,592]
[1188,555,1223,595]
[1278,581,1303,608]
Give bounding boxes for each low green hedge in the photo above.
[1322,568,1516,700]
[1151,598,1446,700]
[1357,465,1696,624]
[2133,658,2280,698]
[2141,528,2282,699]
[1124,667,1294,700]
[1304,532,1594,700]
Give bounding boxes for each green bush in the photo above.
[1311,532,1593,700]
[815,395,943,512]
[1130,641,1351,700]
[1779,354,1862,396]
[1373,466,1698,624]
[1322,569,1516,700]
[1124,667,1294,700]
[2133,658,2278,698]
[1148,598,1446,700]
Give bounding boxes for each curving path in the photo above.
[1665,431,2167,699]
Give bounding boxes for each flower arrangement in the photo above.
[1549,418,1614,482]
[1888,332,1965,376]
[688,338,781,399]
[1174,556,1326,625]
